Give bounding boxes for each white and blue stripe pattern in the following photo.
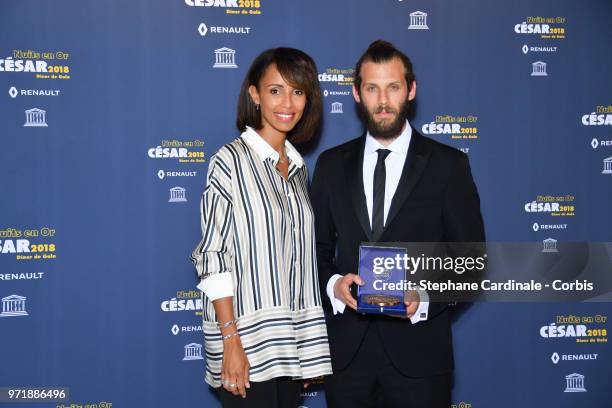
[191,128,332,387]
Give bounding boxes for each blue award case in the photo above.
[357,245,407,315]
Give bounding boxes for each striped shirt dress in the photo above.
[191,126,332,387]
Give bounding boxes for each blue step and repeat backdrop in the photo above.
[1,1,611,407]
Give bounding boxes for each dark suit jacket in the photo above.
[310,128,485,377]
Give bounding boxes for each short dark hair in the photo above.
[354,40,416,92]
[236,47,321,144]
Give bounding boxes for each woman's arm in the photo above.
[213,296,250,398]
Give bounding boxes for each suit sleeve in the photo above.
[439,152,486,304]
[310,152,340,313]
[443,153,485,243]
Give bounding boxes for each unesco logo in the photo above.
[330,102,343,114]
[213,47,238,68]
[183,343,204,361]
[564,373,586,393]
[408,11,429,30]
[1,294,29,317]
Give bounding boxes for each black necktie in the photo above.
[372,149,391,238]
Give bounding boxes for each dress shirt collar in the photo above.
[241,126,304,167]
[364,120,412,156]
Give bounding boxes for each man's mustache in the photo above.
[373,105,397,115]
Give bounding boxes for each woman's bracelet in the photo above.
[222,331,240,341]
[216,319,237,329]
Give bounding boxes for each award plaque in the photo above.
[357,245,407,315]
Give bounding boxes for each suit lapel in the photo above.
[343,136,373,241]
[377,130,430,241]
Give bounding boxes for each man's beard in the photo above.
[357,98,411,141]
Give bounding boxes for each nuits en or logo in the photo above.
[330,102,343,114]
[564,373,586,393]
[582,106,612,126]
[213,47,237,68]
[525,200,559,212]
[24,108,48,127]
[161,294,203,313]
[185,0,262,15]
[186,0,239,6]
[1,51,71,80]
[183,343,204,361]
[408,11,429,30]
[1,240,30,254]
[542,238,558,253]
[515,21,551,34]
[421,115,479,140]
[318,68,354,86]
[540,322,587,338]
[0,56,48,73]
[531,61,547,76]
[422,122,460,134]
[148,146,187,158]
[148,140,205,163]
[169,187,187,202]
[524,195,575,215]
[0,294,29,317]
[514,17,566,39]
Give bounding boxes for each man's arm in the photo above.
[311,153,340,313]
[443,153,485,243]
[311,152,379,315]
[437,152,486,309]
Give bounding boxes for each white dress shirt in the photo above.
[326,120,430,323]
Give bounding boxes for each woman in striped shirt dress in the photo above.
[191,47,332,407]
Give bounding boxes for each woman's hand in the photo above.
[221,335,250,398]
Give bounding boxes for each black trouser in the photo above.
[217,377,302,408]
[325,322,451,408]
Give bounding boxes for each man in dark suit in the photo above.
[311,40,485,407]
